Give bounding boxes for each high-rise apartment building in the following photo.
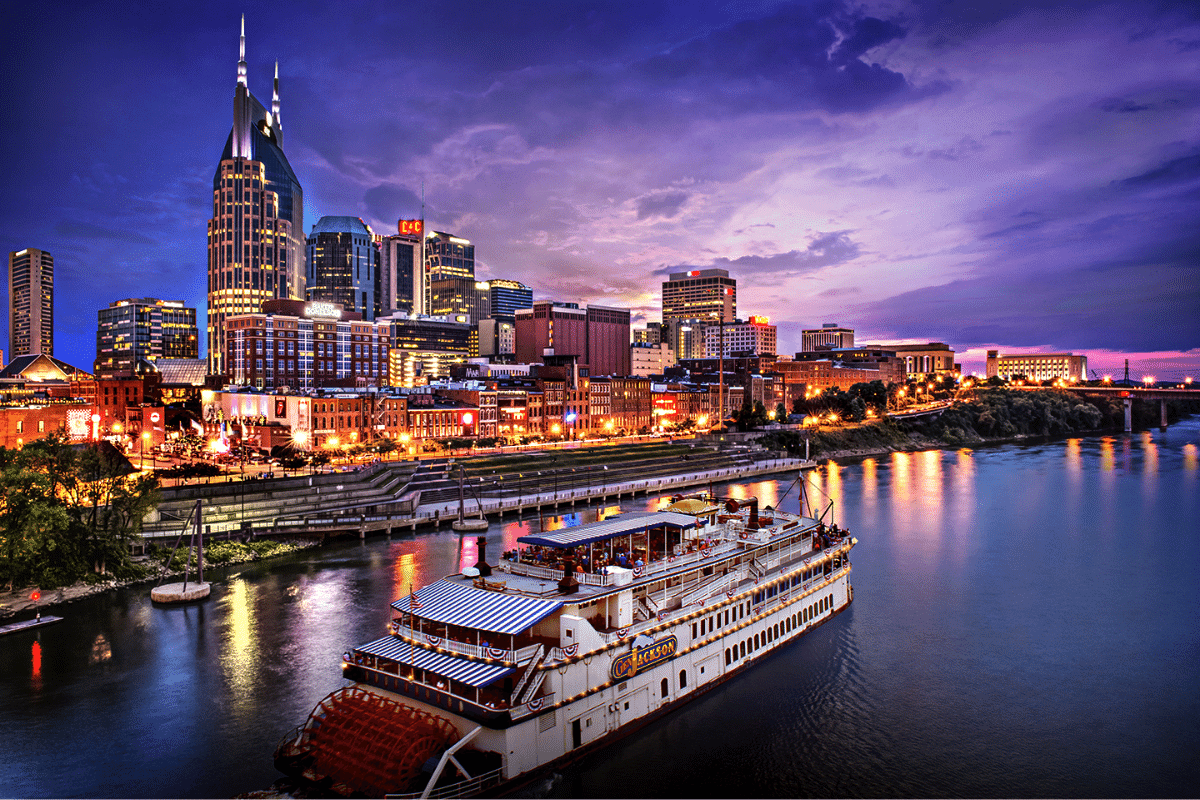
[801,323,854,352]
[380,219,423,315]
[207,18,305,376]
[94,298,199,378]
[484,279,533,319]
[306,216,380,320]
[8,248,53,358]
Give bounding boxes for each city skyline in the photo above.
[1,0,1197,379]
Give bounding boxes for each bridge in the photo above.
[1011,385,1199,431]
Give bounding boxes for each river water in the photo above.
[3,422,1198,799]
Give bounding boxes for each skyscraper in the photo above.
[95,298,199,378]
[207,18,305,376]
[661,268,735,361]
[661,268,736,324]
[380,219,423,316]
[484,279,533,319]
[8,248,53,358]
[422,231,474,314]
[306,216,380,320]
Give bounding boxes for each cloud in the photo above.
[1115,151,1200,188]
[651,231,862,280]
[636,191,689,221]
[52,220,155,244]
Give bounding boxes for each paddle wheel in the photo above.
[277,686,459,797]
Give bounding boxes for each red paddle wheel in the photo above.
[280,686,459,796]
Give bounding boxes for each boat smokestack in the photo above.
[748,497,759,528]
[474,536,492,577]
[558,558,580,594]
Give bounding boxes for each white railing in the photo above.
[387,623,541,664]
[509,692,557,720]
[681,570,738,606]
[384,767,505,800]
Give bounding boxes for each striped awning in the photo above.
[391,579,562,635]
[355,636,515,688]
[517,511,700,548]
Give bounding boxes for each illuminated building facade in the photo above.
[429,277,490,322]
[207,19,305,376]
[706,316,776,358]
[306,216,380,320]
[801,324,855,352]
[225,299,389,390]
[422,231,474,314]
[384,314,473,387]
[662,268,736,324]
[8,248,53,358]
[94,298,199,378]
[858,342,957,377]
[987,351,1088,382]
[478,318,515,357]
[485,279,533,319]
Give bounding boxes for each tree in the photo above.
[848,381,887,411]
[774,403,787,422]
[0,436,160,590]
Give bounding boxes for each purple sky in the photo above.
[2,0,1198,379]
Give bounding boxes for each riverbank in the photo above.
[0,539,321,619]
[760,387,1200,464]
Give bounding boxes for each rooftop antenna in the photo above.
[237,15,248,87]
[272,61,282,130]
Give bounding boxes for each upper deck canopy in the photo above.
[391,579,562,635]
[355,636,514,687]
[516,511,701,549]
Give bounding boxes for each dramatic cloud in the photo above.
[1,0,1198,379]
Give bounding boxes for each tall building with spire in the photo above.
[207,17,305,376]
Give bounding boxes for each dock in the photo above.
[0,615,64,637]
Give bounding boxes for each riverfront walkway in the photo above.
[139,441,811,542]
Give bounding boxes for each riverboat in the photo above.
[275,488,856,798]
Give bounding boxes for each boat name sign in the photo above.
[610,635,678,680]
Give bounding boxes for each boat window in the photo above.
[725,648,731,665]
[661,678,669,698]
[679,670,687,689]
[754,634,760,650]
[692,623,697,639]
[740,641,746,658]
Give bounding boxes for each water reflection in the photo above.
[392,551,416,597]
[220,577,257,698]
[89,632,112,664]
[31,640,42,688]
[4,420,1199,800]
[1141,433,1159,498]
[861,458,878,519]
